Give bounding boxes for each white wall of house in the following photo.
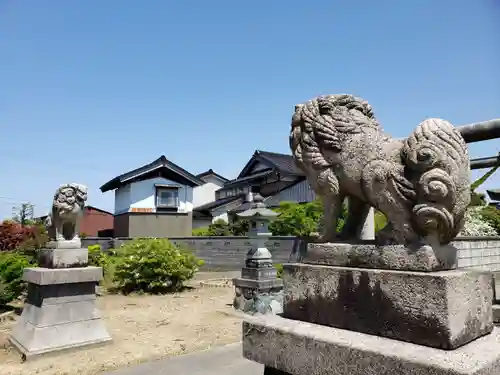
[115,185,131,214]
[113,177,194,214]
[193,175,226,208]
[210,198,245,223]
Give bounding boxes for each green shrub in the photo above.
[192,219,250,236]
[113,238,204,294]
[192,227,211,236]
[374,211,388,233]
[0,252,31,306]
[480,206,500,236]
[274,263,283,279]
[88,244,118,288]
[206,219,232,236]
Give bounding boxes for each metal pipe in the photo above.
[470,155,500,170]
[456,119,500,143]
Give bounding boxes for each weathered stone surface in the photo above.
[21,299,101,327]
[243,315,500,375]
[24,267,103,285]
[233,277,283,290]
[38,248,88,268]
[233,287,284,315]
[9,268,111,359]
[45,239,83,249]
[282,264,493,349]
[26,282,96,305]
[241,267,278,280]
[45,183,87,242]
[304,242,458,271]
[290,94,470,246]
[9,316,111,360]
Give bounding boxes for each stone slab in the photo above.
[282,263,493,349]
[233,277,283,290]
[24,266,103,285]
[9,316,111,360]
[243,315,500,375]
[26,282,96,305]
[101,343,262,375]
[241,267,278,280]
[46,239,82,249]
[38,248,88,269]
[22,300,101,327]
[304,242,458,271]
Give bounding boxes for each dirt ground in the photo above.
[0,285,243,375]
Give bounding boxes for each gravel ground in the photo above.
[0,286,242,375]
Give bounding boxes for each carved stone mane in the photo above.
[290,94,470,246]
[45,183,88,242]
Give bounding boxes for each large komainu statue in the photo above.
[290,94,471,245]
[45,183,88,242]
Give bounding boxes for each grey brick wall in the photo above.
[453,237,500,271]
[82,236,304,271]
[82,236,500,272]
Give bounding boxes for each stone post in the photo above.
[232,194,283,315]
[9,184,111,360]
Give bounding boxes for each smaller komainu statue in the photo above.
[45,183,88,242]
[290,94,471,246]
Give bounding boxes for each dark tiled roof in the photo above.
[256,150,303,175]
[223,170,275,189]
[196,169,230,182]
[100,156,204,192]
[193,195,243,213]
[487,189,500,201]
[237,150,304,179]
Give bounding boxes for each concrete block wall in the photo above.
[453,237,500,271]
[82,236,303,271]
[82,236,500,272]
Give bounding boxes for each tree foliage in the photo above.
[269,200,326,236]
[192,219,250,236]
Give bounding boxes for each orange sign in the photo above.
[130,208,153,213]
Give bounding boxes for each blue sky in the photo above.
[0,0,499,219]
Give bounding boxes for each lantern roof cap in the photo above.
[237,193,278,219]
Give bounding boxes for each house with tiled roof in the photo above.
[192,150,316,226]
[100,155,206,237]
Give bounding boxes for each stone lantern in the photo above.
[232,193,283,315]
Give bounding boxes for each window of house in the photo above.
[156,187,179,208]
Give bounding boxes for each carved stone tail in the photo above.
[401,118,471,243]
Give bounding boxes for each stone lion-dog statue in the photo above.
[45,183,88,242]
[290,94,470,246]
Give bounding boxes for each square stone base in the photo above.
[282,264,493,349]
[38,248,88,268]
[304,242,458,271]
[8,266,111,360]
[243,315,500,375]
[46,239,82,249]
[233,277,284,315]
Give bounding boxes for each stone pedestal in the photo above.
[242,243,500,375]
[233,266,284,315]
[9,249,111,360]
